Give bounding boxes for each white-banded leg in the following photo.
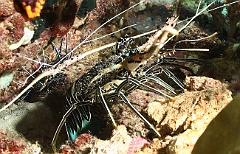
[138,59,185,93]
[116,77,173,99]
[117,91,161,137]
[98,87,117,128]
[107,77,171,137]
[142,75,177,94]
[162,68,185,89]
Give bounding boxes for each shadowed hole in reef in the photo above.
[15,93,67,152]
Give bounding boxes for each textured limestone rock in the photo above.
[192,93,240,154]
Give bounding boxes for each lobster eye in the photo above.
[13,0,46,20]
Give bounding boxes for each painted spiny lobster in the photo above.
[51,17,187,149]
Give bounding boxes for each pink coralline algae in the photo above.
[61,133,93,154]
[0,131,26,153]
[127,136,150,154]
[0,1,15,18]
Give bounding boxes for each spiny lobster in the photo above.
[51,16,184,149]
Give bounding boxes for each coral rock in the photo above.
[147,76,232,136]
